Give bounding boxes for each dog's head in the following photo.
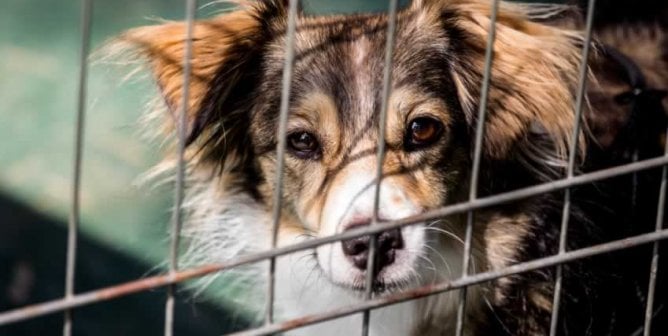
[120,0,582,293]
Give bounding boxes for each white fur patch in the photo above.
[177,178,479,335]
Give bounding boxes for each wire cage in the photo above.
[0,0,666,335]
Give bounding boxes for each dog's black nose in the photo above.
[341,226,404,272]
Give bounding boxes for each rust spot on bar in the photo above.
[279,315,318,330]
[2,217,668,328]
[96,263,225,300]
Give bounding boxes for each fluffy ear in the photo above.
[424,0,584,162]
[118,7,262,141]
[115,0,290,173]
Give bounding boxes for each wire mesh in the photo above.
[1,155,667,328]
[0,0,665,335]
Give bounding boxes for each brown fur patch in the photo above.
[437,0,585,160]
[118,8,262,134]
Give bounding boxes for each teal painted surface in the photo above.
[0,0,185,267]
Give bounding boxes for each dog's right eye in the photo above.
[287,131,321,159]
[404,117,444,151]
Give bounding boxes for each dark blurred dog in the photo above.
[115,0,667,334]
[560,2,668,335]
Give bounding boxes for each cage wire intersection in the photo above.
[0,0,665,336]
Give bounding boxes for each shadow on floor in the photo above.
[0,193,250,335]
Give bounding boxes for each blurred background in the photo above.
[0,0,665,335]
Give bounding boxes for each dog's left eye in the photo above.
[405,117,444,150]
[287,131,321,159]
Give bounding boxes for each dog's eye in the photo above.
[287,131,321,159]
[405,117,443,150]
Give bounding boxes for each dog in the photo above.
[115,0,668,334]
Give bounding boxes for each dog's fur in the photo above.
[114,0,668,335]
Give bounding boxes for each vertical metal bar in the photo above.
[454,1,499,335]
[266,0,299,325]
[164,1,197,335]
[362,1,399,335]
[548,1,596,335]
[63,1,92,335]
[642,126,668,336]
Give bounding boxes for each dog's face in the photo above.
[120,0,582,293]
[250,12,470,291]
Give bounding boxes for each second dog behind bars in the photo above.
[114,0,668,335]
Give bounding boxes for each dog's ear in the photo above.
[116,1,291,171]
[418,0,584,162]
[118,4,272,140]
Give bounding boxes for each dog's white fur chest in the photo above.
[181,188,479,335]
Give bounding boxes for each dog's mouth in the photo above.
[345,279,404,294]
[312,251,407,294]
[323,265,410,295]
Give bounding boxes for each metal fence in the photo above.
[0,0,665,335]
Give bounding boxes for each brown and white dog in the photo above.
[115,0,668,335]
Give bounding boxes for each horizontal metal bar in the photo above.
[1,155,668,326]
[228,227,668,336]
[0,264,224,326]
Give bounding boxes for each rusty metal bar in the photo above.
[227,228,668,336]
[362,0,399,334]
[3,155,668,327]
[455,0,499,335]
[63,1,92,335]
[164,1,197,335]
[548,0,596,334]
[266,0,299,325]
[642,134,668,336]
